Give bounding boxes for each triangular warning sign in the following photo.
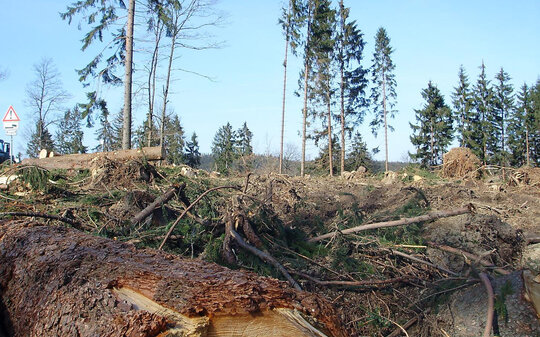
[3,106,20,122]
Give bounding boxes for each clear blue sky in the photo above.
[0,0,539,161]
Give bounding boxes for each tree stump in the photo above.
[0,221,348,337]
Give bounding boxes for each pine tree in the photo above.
[529,79,540,166]
[452,65,474,148]
[211,123,237,174]
[163,114,185,165]
[336,0,368,174]
[410,81,453,167]
[55,107,87,155]
[236,122,254,172]
[27,121,55,158]
[134,116,160,148]
[184,132,201,168]
[370,27,397,172]
[471,61,494,164]
[94,101,118,152]
[490,67,514,166]
[507,83,531,166]
[345,131,372,171]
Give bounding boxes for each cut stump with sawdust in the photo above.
[0,220,348,337]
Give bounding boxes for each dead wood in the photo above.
[479,273,495,337]
[20,146,164,170]
[0,221,349,337]
[131,183,185,225]
[292,271,407,288]
[427,242,510,275]
[309,205,472,243]
[0,211,84,229]
[389,249,459,276]
[159,185,241,250]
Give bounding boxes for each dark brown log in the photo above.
[309,205,472,243]
[479,273,495,337]
[131,183,185,225]
[0,221,349,337]
[20,146,165,170]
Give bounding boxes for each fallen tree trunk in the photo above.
[309,205,472,243]
[131,183,185,225]
[20,146,165,170]
[0,221,348,337]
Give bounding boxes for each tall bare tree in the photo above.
[25,58,70,154]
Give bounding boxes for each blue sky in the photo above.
[0,0,539,161]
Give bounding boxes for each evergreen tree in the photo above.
[211,123,237,174]
[184,132,201,168]
[311,134,340,175]
[491,67,514,166]
[336,0,368,174]
[370,27,397,172]
[410,81,453,167]
[163,114,185,165]
[134,115,160,148]
[236,122,254,172]
[529,79,540,166]
[451,65,474,148]
[471,61,494,164]
[27,121,55,158]
[94,101,119,152]
[55,107,87,155]
[345,131,372,171]
[507,83,531,166]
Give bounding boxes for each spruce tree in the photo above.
[94,102,118,152]
[55,107,87,155]
[507,83,531,166]
[452,65,474,148]
[236,122,254,172]
[410,81,453,167]
[336,0,368,174]
[491,67,514,166]
[370,27,397,172]
[345,131,372,171]
[27,121,55,158]
[211,123,237,174]
[471,61,494,164]
[529,79,540,166]
[163,114,185,165]
[184,132,201,168]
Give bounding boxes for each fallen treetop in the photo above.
[20,146,165,170]
[309,204,473,243]
[0,221,349,337]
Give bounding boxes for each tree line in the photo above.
[410,64,540,168]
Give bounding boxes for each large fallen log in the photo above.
[0,221,348,337]
[20,146,164,170]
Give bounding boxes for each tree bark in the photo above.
[327,93,333,176]
[383,71,388,172]
[21,146,165,170]
[122,0,135,150]
[309,205,472,243]
[0,221,349,337]
[279,12,290,175]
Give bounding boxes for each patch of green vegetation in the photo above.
[19,166,50,192]
[495,280,514,323]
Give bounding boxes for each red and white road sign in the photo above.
[3,106,20,122]
[3,106,20,136]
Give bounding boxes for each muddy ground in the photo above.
[0,162,539,336]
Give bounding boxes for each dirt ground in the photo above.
[0,162,539,336]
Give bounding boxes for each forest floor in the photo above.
[0,160,539,336]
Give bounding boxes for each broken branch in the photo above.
[479,272,495,337]
[390,249,459,276]
[292,271,407,288]
[131,183,185,225]
[158,185,240,250]
[0,211,84,229]
[309,205,472,243]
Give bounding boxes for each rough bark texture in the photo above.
[20,146,165,170]
[0,221,348,337]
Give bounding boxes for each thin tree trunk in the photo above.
[383,71,388,172]
[327,92,333,176]
[279,31,289,174]
[430,120,434,166]
[300,3,312,178]
[147,22,162,147]
[161,25,177,150]
[526,127,530,166]
[122,0,135,150]
[339,52,345,175]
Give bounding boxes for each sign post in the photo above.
[3,106,20,165]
